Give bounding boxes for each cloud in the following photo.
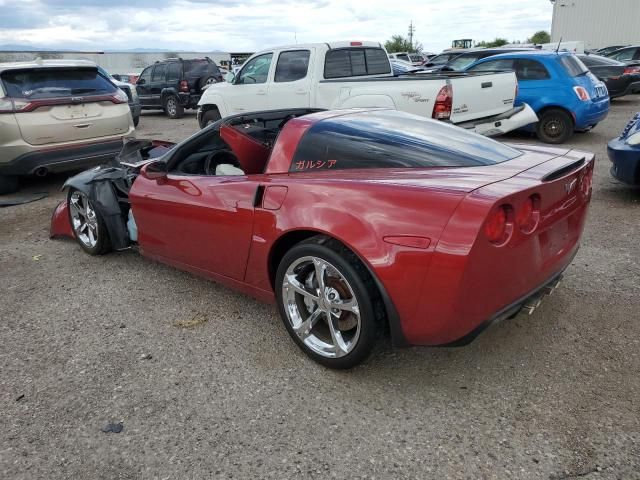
[0,0,553,52]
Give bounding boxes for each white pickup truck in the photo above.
[197,41,537,136]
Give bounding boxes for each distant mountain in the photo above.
[0,44,225,53]
[0,44,58,51]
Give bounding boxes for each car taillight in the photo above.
[485,204,513,245]
[516,195,540,234]
[180,80,189,92]
[573,86,590,101]
[432,84,453,120]
[623,66,640,75]
[112,90,129,104]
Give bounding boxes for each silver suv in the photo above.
[0,59,134,194]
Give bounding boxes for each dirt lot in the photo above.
[1,103,639,480]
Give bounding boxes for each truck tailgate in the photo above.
[449,72,518,123]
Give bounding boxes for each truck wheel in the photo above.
[0,175,19,195]
[201,109,221,128]
[536,109,573,144]
[68,189,111,255]
[133,115,140,127]
[163,95,184,119]
[275,236,380,369]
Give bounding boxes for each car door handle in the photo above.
[256,90,267,95]
[481,82,493,88]
[294,89,307,95]
[73,123,92,129]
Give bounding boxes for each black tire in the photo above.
[0,175,19,195]
[275,236,382,369]
[133,115,140,127]
[163,95,184,119]
[67,189,111,255]
[536,108,574,144]
[201,109,221,128]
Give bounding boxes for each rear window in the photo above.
[290,110,521,172]
[1,67,117,99]
[324,48,391,79]
[185,60,219,76]
[559,55,589,76]
[579,55,623,67]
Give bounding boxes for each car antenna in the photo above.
[555,37,563,54]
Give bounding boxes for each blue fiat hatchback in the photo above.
[608,112,640,186]
[466,51,610,144]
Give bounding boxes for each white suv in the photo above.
[0,59,134,194]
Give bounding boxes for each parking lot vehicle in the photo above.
[0,59,134,194]
[98,66,141,126]
[466,51,610,144]
[421,48,532,73]
[51,108,594,368]
[136,57,223,119]
[388,52,426,66]
[605,45,640,63]
[608,112,640,185]
[198,41,537,137]
[390,59,424,75]
[596,45,629,57]
[577,54,640,99]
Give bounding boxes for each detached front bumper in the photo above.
[455,104,538,137]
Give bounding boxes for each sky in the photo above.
[0,0,553,53]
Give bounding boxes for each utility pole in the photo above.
[408,20,415,50]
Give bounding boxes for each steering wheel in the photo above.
[204,151,219,176]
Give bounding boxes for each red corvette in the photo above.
[51,108,595,368]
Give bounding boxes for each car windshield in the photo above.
[447,54,485,70]
[427,53,455,65]
[559,55,589,76]
[1,67,117,99]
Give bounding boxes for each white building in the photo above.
[0,51,231,75]
[551,0,640,50]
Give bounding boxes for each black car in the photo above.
[423,48,533,73]
[605,45,640,65]
[136,58,223,119]
[579,54,640,99]
[596,45,629,57]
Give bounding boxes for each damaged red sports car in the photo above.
[51,108,595,368]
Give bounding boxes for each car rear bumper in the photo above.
[0,139,125,176]
[456,104,539,137]
[608,137,640,185]
[575,97,609,128]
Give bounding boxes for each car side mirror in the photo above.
[144,160,167,180]
[137,78,146,85]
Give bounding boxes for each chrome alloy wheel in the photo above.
[282,256,361,358]
[166,97,178,117]
[69,191,99,248]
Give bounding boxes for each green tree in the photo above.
[528,30,551,44]
[475,38,509,48]
[384,35,423,53]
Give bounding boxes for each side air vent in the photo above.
[541,158,585,182]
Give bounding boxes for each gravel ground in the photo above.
[1,102,639,480]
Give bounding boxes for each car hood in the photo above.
[198,81,233,105]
